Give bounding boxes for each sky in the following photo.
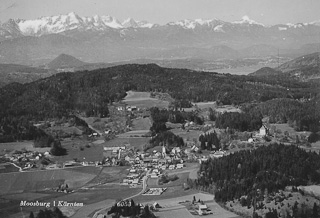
[0,0,320,25]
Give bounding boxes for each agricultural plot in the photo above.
[155,207,194,218]
[0,166,99,195]
[54,139,104,162]
[102,137,149,151]
[117,130,150,138]
[170,129,203,145]
[131,117,152,131]
[123,91,152,101]
[0,163,19,173]
[0,141,50,155]
[3,192,50,201]
[153,193,239,218]
[142,188,167,195]
[123,91,169,109]
[85,166,130,185]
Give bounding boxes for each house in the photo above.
[168,165,175,170]
[176,163,183,169]
[259,124,269,136]
[197,204,210,215]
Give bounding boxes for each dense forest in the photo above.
[243,97,320,132]
[215,111,262,132]
[198,131,221,150]
[0,64,315,120]
[29,207,66,218]
[148,107,186,150]
[188,144,320,204]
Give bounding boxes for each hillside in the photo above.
[249,52,320,82]
[278,52,320,72]
[0,63,317,143]
[47,53,87,69]
[249,67,282,77]
[190,144,320,217]
[0,63,314,118]
[0,64,55,87]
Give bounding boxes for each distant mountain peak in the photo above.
[47,53,86,69]
[232,15,264,26]
[122,18,154,28]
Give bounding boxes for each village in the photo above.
[0,91,316,218]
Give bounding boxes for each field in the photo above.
[53,138,104,162]
[0,141,50,155]
[152,193,240,218]
[0,166,100,195]
[5,184,141,218]
[170,128,202,141]
[0,163,19,173]
[85,166,130,185]
[123,91,169,109]
[131,117,152,131]
[102,137,150,151]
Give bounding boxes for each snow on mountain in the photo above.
[1,12,320,38]
[122,18,139,28]
[167,18,224,29]
[305,20,320,26]
[16,12,123,35]
[121,18,154,28]
[286,23,305,28]
[136,20,154,28]
[232,15,264,26]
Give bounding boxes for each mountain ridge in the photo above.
[1,12,320,65]
[1,12,320,37]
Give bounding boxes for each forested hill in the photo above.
[0,63,315,120]
[249,52,320,82]
[192,144,320,203]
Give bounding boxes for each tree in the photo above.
[50,141,67,156]
[29,212,35,218]
[141,205,156,218]
[313,202,318,218]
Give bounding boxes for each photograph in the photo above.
[0,0,320,217]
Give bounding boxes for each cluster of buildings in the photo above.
[2,150,52,170]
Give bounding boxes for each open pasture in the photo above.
[0,163,19,173]
[0,166,99,195]
[123,91,169,109]
[0,141,50,155]
[170,129,203,144]
[131,117,151,131]
[54,138,104,162]
[102,137,149,151]
[123,91,152,101]
[86,166,130,184]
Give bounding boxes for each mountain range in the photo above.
[1,13,320,65]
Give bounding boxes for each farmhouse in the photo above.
[259,124,269,136]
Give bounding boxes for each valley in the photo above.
[0,7,320,218]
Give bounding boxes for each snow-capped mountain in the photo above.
[121,18,154,28]
[167,18,225,30]
[232,15,264,26]
[1,12,155,36]
[15,12,125,36]
[1,12,320,37]
[1,12,320,65]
